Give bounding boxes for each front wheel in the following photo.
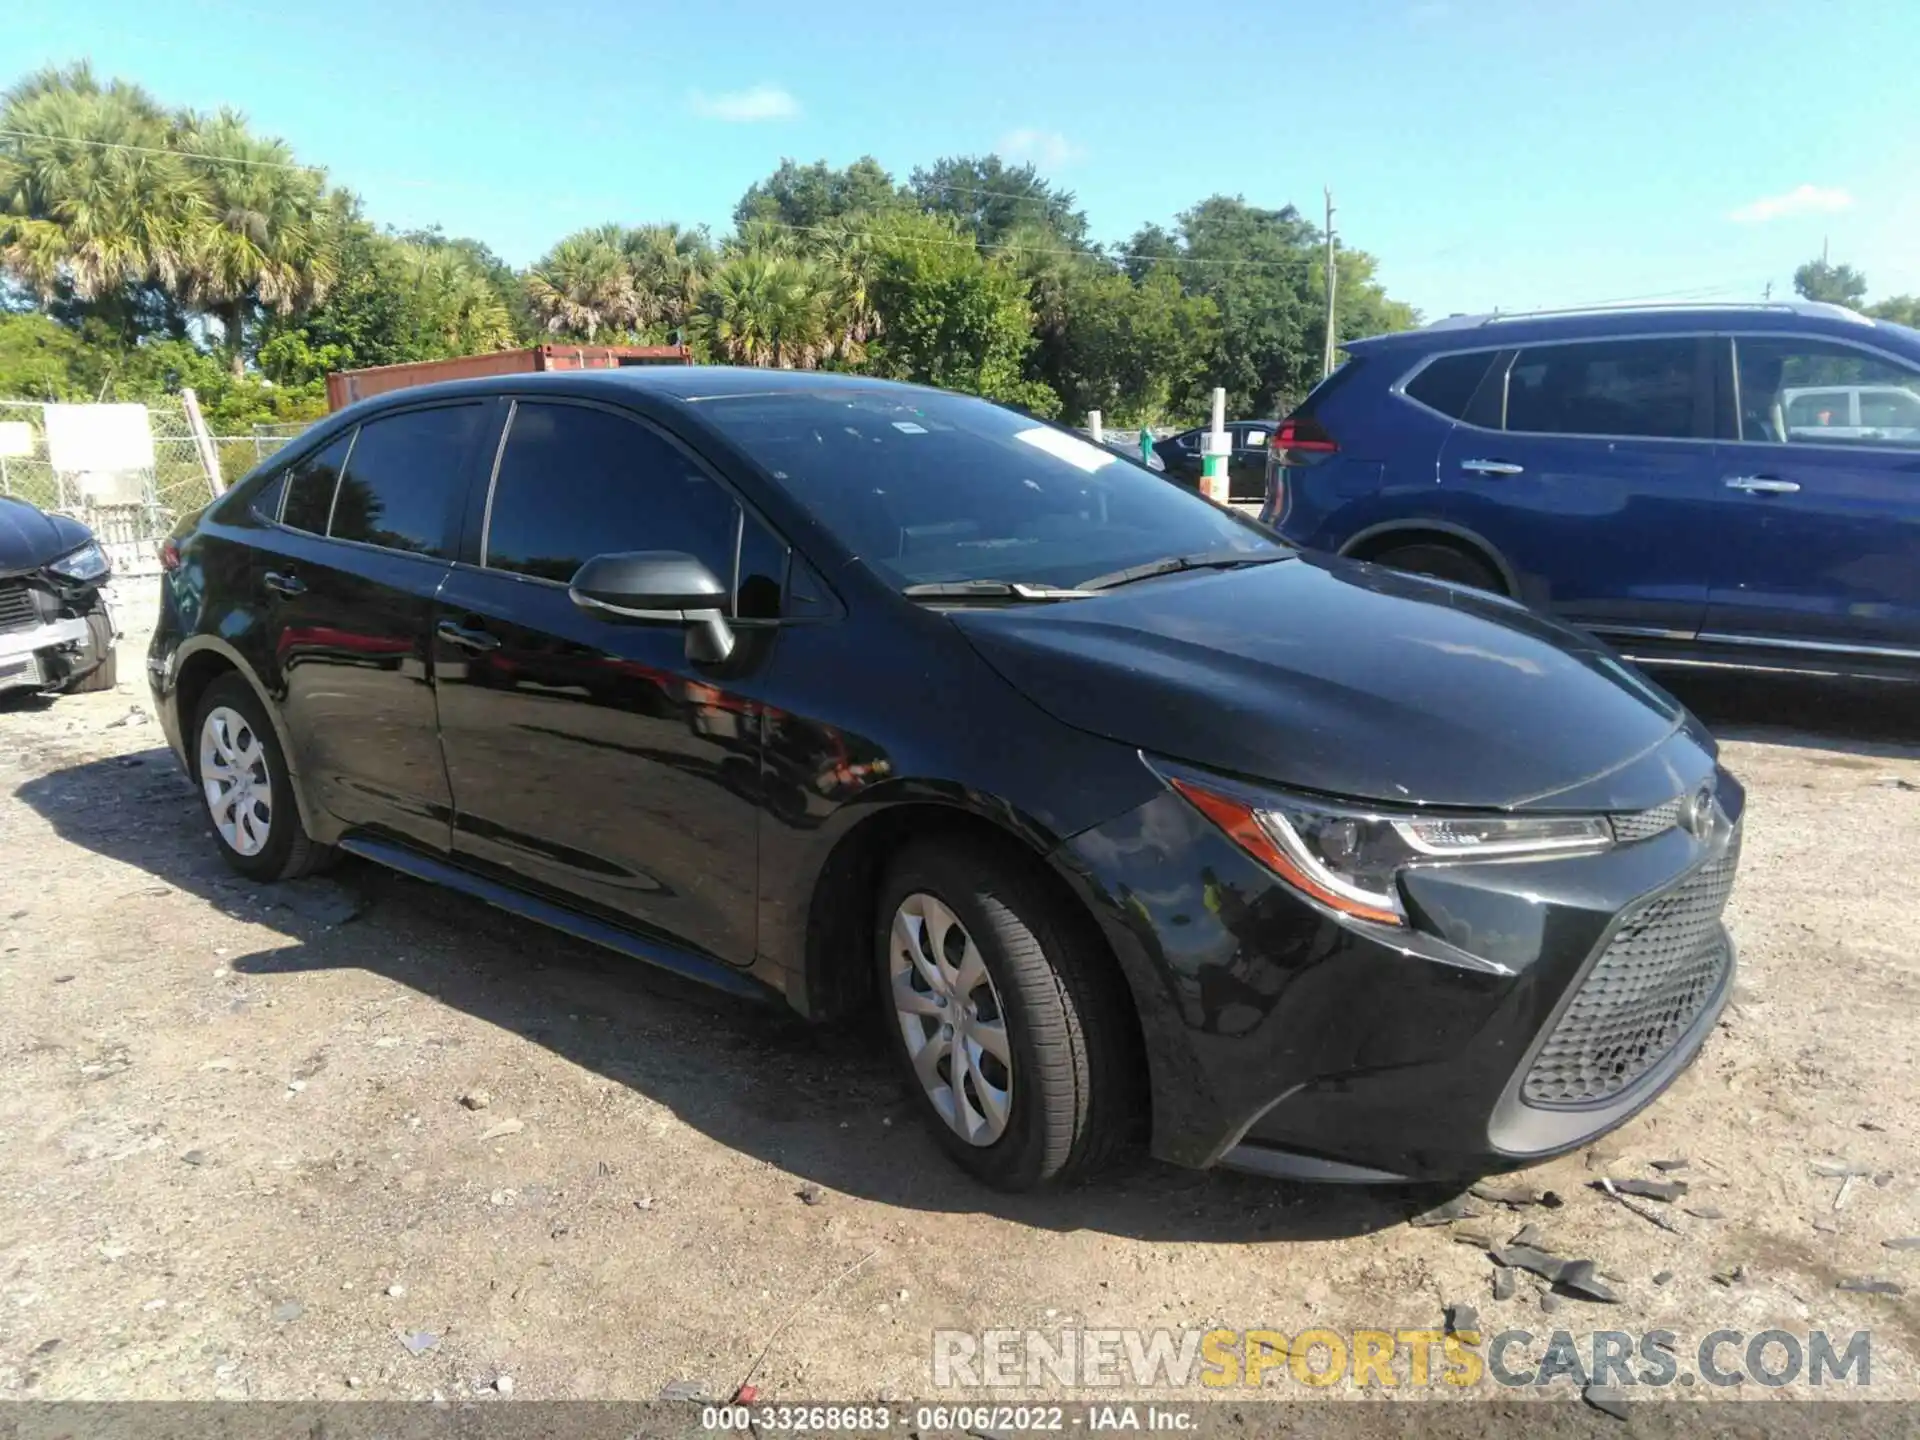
[876,838,1136,1190]
[191,673,333,881]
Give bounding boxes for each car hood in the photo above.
[949,554,1715,813]
[0,497,92,578]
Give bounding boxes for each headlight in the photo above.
[1161,766,1612,927]
[47,539,110,583]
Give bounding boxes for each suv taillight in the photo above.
[159,538,182,572]
[1273,415,1338,463]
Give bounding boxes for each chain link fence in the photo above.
[0,399,307,574]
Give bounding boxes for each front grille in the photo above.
[1610,797,1681,843]
[0,580,39,635]
[1522,842,1739,1107]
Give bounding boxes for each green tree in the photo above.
[909,155,1089,248]
[692,250,828,368]
[174,107,336,376]
[1794,257,1869,308]
[525,225,640,340]
[863,213,1052,411]
[732,157,905,234]
[1869,295,1920,328]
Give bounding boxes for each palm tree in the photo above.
[808,215,882,365]
[524,227,639,341]
[619,222,712,341]
[0,64,205,333]
[693,251,828,369]
[174,107,335,376]
[404,243,515,354]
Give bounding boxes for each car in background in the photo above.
[150,367,1742,1192]
[1261,301,1920,680]
[1781,383,1920,443]
[0,496,118,698]
[1155,421,1274,500]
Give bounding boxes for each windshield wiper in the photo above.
[901,579,1095,602]
[1075,550,1288,592]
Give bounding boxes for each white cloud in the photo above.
[1729,184,1853,224]
[689,85,800,123]
[999,128,1082,170]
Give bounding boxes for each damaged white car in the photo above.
[0,496,117,697]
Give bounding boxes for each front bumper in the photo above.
[0,613,93,692]
[1055,766,1744,1182]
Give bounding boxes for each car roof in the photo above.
[337,365,957,417]
[1343,300,1909,355]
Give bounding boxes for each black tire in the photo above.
[875,837,1136,1191]
[65,607,117,692]
[1369,542,1505,594]
[190,673,334,881]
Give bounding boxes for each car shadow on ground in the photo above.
[1661,669,1920,759]
[17,746,1436,1246]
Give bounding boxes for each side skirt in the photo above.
[337,835,780,1005]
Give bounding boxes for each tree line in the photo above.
[0,62,1415,432]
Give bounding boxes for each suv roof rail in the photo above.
[1421,300,1874,332]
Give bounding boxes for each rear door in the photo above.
[1433,335,1720,634]
[432,397,780,964]
[254,401,484,853]
[1703,334,1920,655]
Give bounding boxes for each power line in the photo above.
[0,126,319,172]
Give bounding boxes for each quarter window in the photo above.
[484,402,743,598]
[279,432,353,534]
[329,404,481,556]
[1736,337,1920,446]
[1405,351,1498,420]
[1507,338,1700,439]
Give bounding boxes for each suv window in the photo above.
[484,401,742,594]
[1738,337,1920,445]
[279,432,353,534]
[1405,351,1497,419]
[1506,338,1698,439]
[329,404,481,556]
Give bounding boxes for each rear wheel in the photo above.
[191,673,333,881]
[1368,542,1504,594]
[876,838,1135,1191]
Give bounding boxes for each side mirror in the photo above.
[569,551,735,662]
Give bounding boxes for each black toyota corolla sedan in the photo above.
[149,368,1742,1191]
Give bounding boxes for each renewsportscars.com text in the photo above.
[932,1327,1873,1391]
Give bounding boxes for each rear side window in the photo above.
[329,404,482,557]
[1507,338,1699,439]
[1405,352,1497,419]
[279,433,353,534]
[484,401,742,593]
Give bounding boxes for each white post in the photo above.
[1199,386,1231,504]
[180,388,226,498]
[1088,409,1104,444]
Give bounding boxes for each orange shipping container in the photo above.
[325,344,692,411]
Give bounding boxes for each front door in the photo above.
[1701,334,1920,657]
[253,402,485,853]
[1435,334,1720,635]
[1229,423,1272,502]
[431,398,777,965]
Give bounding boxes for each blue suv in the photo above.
[1262,302,1920,679]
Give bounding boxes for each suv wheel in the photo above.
[192,674,333,881]
[876,839,1133,1190]
[1370,542,1504,594]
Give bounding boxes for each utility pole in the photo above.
[1321,187,1338,381]
[1763,281,1773,301]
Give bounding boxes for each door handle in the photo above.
[262,570,306,597]
[1459,459,1525,477]
[435,619,501,654]
[1724,475,1802,494]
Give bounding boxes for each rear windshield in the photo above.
[695,388,1283,589]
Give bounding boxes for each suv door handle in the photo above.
[1459,459,1525,477]
[435,619,501,654]
[1724,475,1801,494]
[262,570,306,597]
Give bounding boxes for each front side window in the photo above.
[1738,337,1920,446]
[1506,337,1699,440]
[279,432,352,534]
[699,387,1282,590]
[329,404,481,556]
[484,401,741,592]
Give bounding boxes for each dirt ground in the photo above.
[3,579,1918,1410]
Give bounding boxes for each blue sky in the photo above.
[20,0,1920,318]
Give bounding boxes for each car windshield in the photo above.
[695,387,1283,590]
